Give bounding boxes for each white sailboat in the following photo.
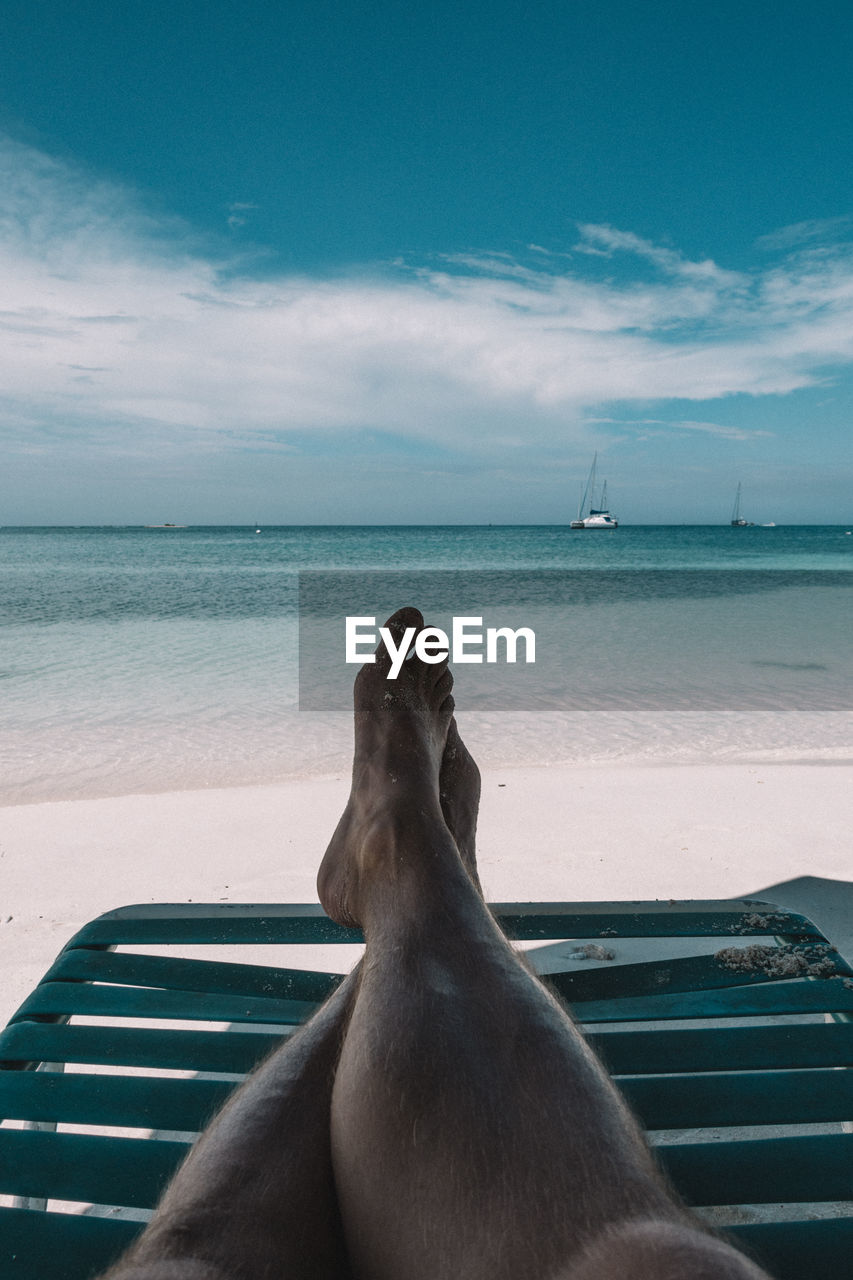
[571,454,618,529]
[730,483,753,527]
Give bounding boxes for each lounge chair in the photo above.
[1,899,852,1279]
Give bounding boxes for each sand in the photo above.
[2,759,852,1027]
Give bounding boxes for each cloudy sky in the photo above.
[2,0,853,524]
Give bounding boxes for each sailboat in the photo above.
[571,454,618,529]
[730,483,753,527]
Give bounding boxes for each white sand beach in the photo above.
[2,759,852,1027]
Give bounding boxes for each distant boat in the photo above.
[571,454,618,529]
[730,484,753,527]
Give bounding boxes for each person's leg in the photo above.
[564,1219,770,1280]
[319,608,771,1280]
[100,968,358,1280]
[100,614,482,1280]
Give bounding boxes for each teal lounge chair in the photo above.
[1,900,852,1280]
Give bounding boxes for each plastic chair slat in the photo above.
[546,945,847,1004]
[588,1021,853,1073]
[46,948,341,1003]
[13,1063,848,1138]
[730,1217,853,1280]
[68,899,820,947]
[55,948,834,1031]
[497,903,822,942]
[0,1206,141,1280]
[12,981,318,1026]
[0,1022,283,1074]
[0,1128,185,1208]
[70,904,361,947]
[0,1070,234,1132]
[4,1019,851,1080]
[574,975,853,1022]
[659,1132,853,1205]
[620,1067,853,1129]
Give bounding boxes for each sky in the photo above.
[2,0,853,524]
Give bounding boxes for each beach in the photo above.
[3,757,852,1028]
[2,524,852,1024]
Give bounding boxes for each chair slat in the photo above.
[67,899,821,947]
[497,902,822,942]
[0,1206,141,1280]
[575,975,853,1022]
[0,1129,185,1208]
[620,1067,853,1129]
[68,940,850,1010]
[15,1063,846,1136]
[46,948,341,1003]
[659,1133,853,1205]
[9,1108,848,1211]
[0,1070,234,1132]
[588,1021,853,1073]
[12,982,318,1026]
[5,1019,851,1077]
[70,904,362,947]
[0,1022,283,1074]
[546,945,846,1004]
[730,1217,853,1280]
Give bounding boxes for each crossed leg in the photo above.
[100,966,357,1280]
[319,608,771,1280]
[105,607,772,1280]
[100,617,485,1280]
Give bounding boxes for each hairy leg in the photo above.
[319,608,771,1280]
[100,970,358,1280]
[102,614,483,1280]
[563,1219,770,1280]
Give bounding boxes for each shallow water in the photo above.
[1,525,851,803]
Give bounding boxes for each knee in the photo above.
[565,1218,770,1280]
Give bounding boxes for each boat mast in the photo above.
[576,452,597,520]
[731,483,742,523]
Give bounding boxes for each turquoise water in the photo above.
[1,525,852,803]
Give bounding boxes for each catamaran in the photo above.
[730,483,753,527]
[571,454,618,529]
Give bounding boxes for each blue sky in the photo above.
[2,0,853,523]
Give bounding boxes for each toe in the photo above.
[434,668,454,704]
[380,605,424,637]
[371,606,424,675]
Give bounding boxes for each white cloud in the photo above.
[3,135,853,463]
[573,223,747,288]
[755,217,852,252]
[589,417,772,441]
[227,201,258,229]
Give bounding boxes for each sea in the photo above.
[1,524,852,806]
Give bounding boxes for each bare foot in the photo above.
[317,607,456,930]
[439,717,482,893]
